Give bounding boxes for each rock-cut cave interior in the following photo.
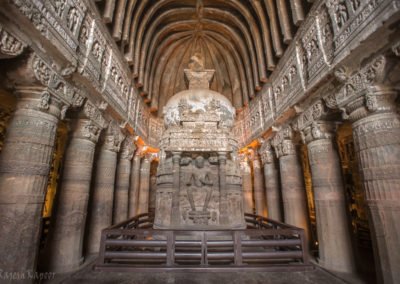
[0,0,399,283]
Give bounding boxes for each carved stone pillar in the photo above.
[45,115,103,272]
[325,56,400,283]
[87,124,123,254]
[240,153,254,214]
[113,138,135,224]
[218,151,229,224]
[0,87,62,275]
[171,151,181,225]
[251,149,267,217]
[272,126,310,240]
[137,154,152,215]
[302,121,355,273]
[260,140,282,221]
[128,150,142,217]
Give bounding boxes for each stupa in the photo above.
[154,54,246,229]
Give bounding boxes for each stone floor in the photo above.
[42,258,356,284]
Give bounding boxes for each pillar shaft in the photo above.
[304,122,355,273]
[171,152,181,225]
[260,141,282,221]
[128,154,141,217]
[279,153,309,236]
[45,119,100,272]
[137,156,151,215]
[273,129,310,241]
[252,152,267,217]
[263,163,281,221]
[87,131,120,254]
[218,152,228,225]
[0,87,61,276]
[113,139,134,224]
[350,87,400,283]
[240,155,254,214]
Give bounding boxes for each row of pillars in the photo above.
[0,88,154,277]
[240,126,354,274]
[239,85,400,283]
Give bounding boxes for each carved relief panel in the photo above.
[261,85,275,127]
[134,98,149,139]
[272,46,302,114]
[243,94,265,141]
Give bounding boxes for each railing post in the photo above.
[234,231,243,265]
[201,232,207,266]
[300,230,309,264]
[97,230,108,266]
[166,231,174,266]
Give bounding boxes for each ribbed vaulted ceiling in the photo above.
[95,0,311,116]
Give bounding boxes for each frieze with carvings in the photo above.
[261,86,275,127]
[316,4,335,65]
[327,0,394,56]
[148,117,164,148]
[81,20,107,82]
[232,114,246,148]
[243,94,265,141]
[299,16,327,85]
[102,53,130,113]
[272,45,302,114]
[134,98,149,139]
[12,0,84,57]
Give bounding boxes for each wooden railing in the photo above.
[94,213,312,272]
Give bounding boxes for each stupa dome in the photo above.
[163,54,235,128]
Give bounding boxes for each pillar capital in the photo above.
[324,55,398,122]
[259,139,275,165]
[119,137,136,160]
[101,121,125,152]
[8,53,85,111]
[271,125,297,158]
[300,121,337,144]
[81,100,107,128]
[70,119,101,143]
[14,86,64,120]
